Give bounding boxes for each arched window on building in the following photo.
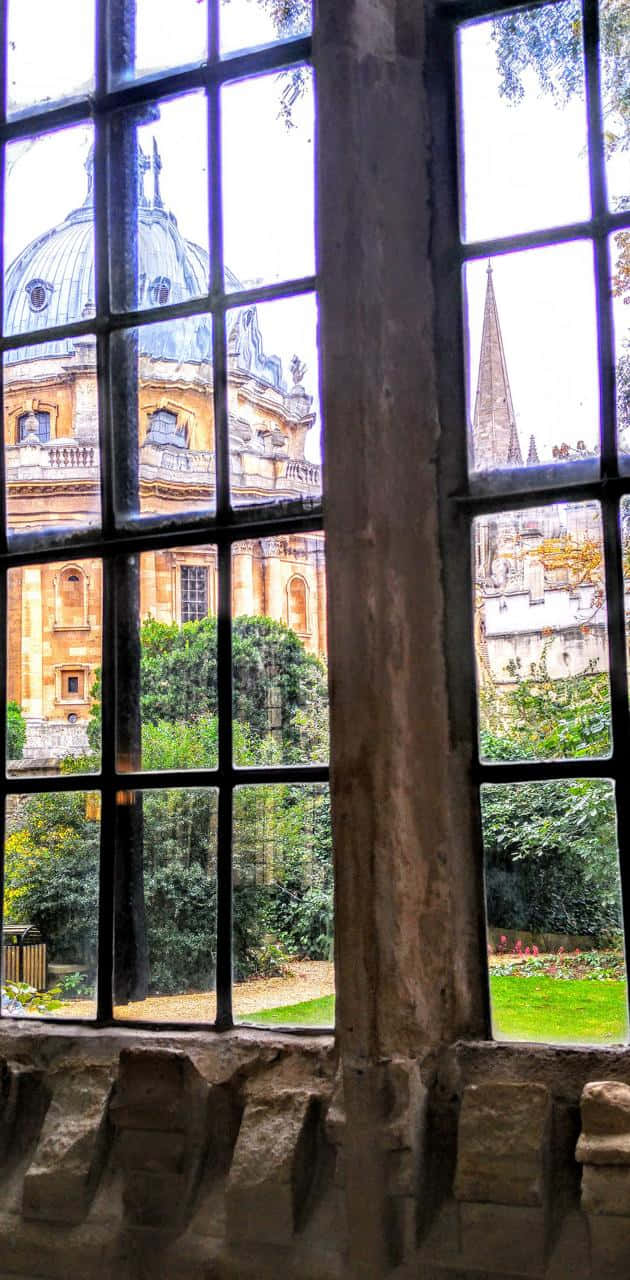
[17,410,50,444]
[54,565,89,629]
[145,409,188,449]
[287,575,308,634]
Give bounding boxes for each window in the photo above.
[436,0,630,1045]
[145,409,186,448]
[180,564,208,622]
[25,278,49,312]
[287,574,308,633]
[0,0,329,1031]
[149,276,171,306]
[17,410,50,443]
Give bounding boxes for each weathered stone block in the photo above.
[588,1213,630,1278]
[460,1202,547,1276]
[581,1164,630,1215]
[22,1069,111,1224]
[580,1080,630,1136]
[546,1209,591,1280]
[110,1048,211,1228]
[226,1092,319,1247]
[109,1048,200,1132]
[0,1060,48,1164]
[454,1082,550,1207]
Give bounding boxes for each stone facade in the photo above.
[4,182,327,762]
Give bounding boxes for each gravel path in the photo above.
[55,959,335,1023]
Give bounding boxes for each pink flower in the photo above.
[532,945,539,957]
[515,939,522,951]
[558,947,564,955]
[575,948,581,956]
[500,935,507,945]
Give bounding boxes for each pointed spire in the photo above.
[152,137,164,210]
[527,434,539,466]
[472,261,521,470]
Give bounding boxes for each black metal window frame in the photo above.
[431,0,630,1037]
[0,0,328,1032]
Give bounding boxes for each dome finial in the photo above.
[152,137,164,210]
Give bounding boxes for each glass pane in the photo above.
[4,337,101,543]
[457,3,590,243]
[600,0,629,213]
[228,292,322,508]
[7,0,95,118]
[233,784,334,1027]
[113,546,218,773]
[113,789,217,1023]
[465,245,599,484]
[5,125,95,337]
[110,318,214,524]
[222,68,314,289]
[109,93,209,314]
[3,792,99,1019]
[614,232,630,464]
[221,0,311,55]
[7,561,102,778]
[109,0,207,86]
[474,502,611,763]
[482,780,627,1046]
[232,535,328,765]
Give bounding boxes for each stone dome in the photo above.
[4,143,284,390]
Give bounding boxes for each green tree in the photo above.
[492,0,629,159]
[7,701,26,760]
[480,659,620,941]
[10,617,331,993]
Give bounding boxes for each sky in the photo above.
[2,0,628,472]
[459,13,627,465]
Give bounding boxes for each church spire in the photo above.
[472,262,521,470]
[527,433,539,466]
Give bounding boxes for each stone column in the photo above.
[315,541,328,659]
[261,538,285,624]
[21,566,43,720]
[232,540,256,618]
[140,551,158,620]
[317,2,486,1274]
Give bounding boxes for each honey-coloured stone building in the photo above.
[4,145,326,762]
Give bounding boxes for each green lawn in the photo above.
[490,975,628,1044]
[239,993,335,1026]
[239,977,628,1043]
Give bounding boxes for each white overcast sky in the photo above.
[3,0,628,468]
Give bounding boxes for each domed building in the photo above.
[4,145,326,763]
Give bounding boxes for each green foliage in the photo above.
[4,790,99,966]
[481,659,621,942]
[6,617,332,997]
[479,651,611,762]
[1,980,64,1015]
[7,701,26,760]
[482,778,621,941]
[139,614,328,762]
[263,793,334,960]
[143,862,217,994]
[492,0,629,157]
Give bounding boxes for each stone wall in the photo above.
[1,1030,630,1279]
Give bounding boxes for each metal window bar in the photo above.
[433,0,630,1038]
[0,0,328,1033]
